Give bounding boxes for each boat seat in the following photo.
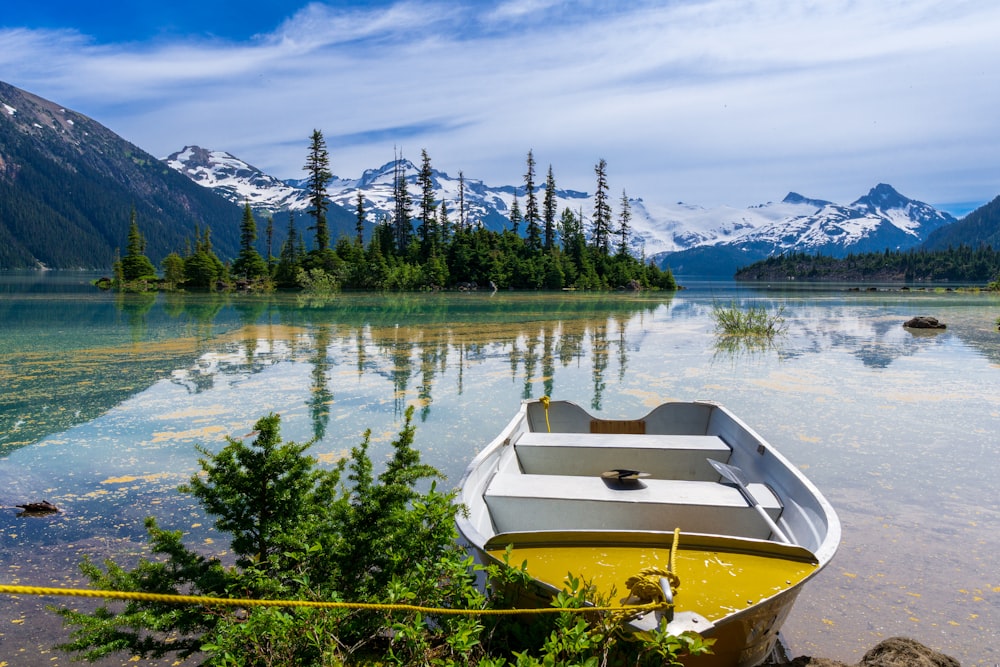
[514,432,731,481]
[484,473,782,540]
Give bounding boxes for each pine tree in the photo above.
[592,158,612,255]
[617,188,632,256]
[304,129,332,251]
[543,165,557,250]
[524,150,541,251]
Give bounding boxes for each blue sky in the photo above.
[2,0,999,215]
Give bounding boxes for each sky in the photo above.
[2,0,999,216]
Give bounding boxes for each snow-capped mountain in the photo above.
[629,184,955,258]
[164,146,310,211]
[163,146,591,233]
[163,145,957,275]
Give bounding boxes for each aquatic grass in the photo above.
[711,300,787,338]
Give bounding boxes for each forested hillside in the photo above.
[0,81,245,269]
[734,245,1000,283]
[922,195,1000,251]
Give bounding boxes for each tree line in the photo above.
[108,131,676,292]
[734,245,1000,285]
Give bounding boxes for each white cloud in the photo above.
[2,0,999,211]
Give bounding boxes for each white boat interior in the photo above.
[459,399,839,564]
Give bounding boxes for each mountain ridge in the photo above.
[0,81,244,269]
[164,144,961,276]
[0,78,983,274]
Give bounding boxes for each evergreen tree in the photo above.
[457,170,466,232]
[509,195,522,235]
[264,215,275,271]
[438,200,451,248]
[161,252,185,286]
[120,208,157,281]
[274,213,301,286]
[592,158,612,255]
[183,227,225,289]
[617,188,632,256]
[232,203,268,281]
[524,150,541,251]
[355,190,366,246]
[304,129,332,251]
[417,149,438,257]
[543,165,557,250]
[392,150,412,253]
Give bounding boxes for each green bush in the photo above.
[53,409,711,666]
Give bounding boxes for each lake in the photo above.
[1,272,998,666]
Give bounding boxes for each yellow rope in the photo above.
[0,584,666,616]
[540,396,551,432]
[670,526,680,575]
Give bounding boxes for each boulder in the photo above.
[763,637,959,667]
[858,637,960,667]
[903,316,946,329]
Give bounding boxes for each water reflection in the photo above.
[1,279,999,665]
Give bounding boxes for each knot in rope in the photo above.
[540,396,551,432]
[623,567,679,606]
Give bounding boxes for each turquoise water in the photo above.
[1,273,998,665]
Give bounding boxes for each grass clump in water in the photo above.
[712,300,787,338]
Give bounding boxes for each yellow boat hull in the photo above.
[482,531,820,667]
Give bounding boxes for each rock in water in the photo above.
[859,637,960,667]
[903,316,946,329]
[15,500,59,514]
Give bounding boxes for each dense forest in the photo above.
[112,134,676,292]
[734,245,1000,284]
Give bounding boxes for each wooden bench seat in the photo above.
[484,473,782,540]
[514,432,731,480]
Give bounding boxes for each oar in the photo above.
[708,459,791,544]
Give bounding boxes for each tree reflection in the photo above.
[309,325,333,440]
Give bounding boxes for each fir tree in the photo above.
[524,150,541,251]
[355,190,366,246]
[304,129,332,251]
[264,215,275,270]
[417,149,438,257]
[120,208,157,281]
[392,149,412,253]
[457,171,467,232]
[232,203,268,281]
[592,158,612,255]
[617,188,632,256]
[438,200,451,248]
[275,212,300,286]
[509,195,522,235]
[543,165,557,250]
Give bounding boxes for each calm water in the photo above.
[1,273,998,665]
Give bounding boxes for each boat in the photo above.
[456,398,840,666]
